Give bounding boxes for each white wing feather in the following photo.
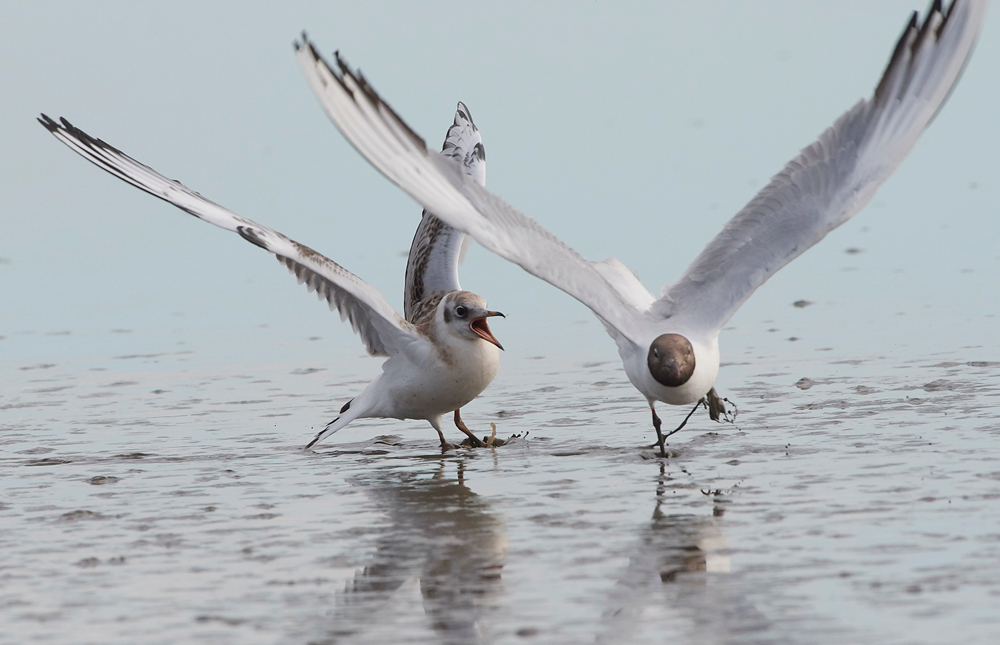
[403,102,486,321]
[295,40,645,343]
[591,258,656,312]
[654,0,986,333]
[39,115,422,358]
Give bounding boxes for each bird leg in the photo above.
[651,408,666,457]
[453,409,485,448]
[650,399,705,457]
[430,417,454,451]
[664,399,703,440]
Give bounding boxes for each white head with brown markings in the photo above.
[440,290,504,350]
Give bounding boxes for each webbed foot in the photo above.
[706,388,737,424]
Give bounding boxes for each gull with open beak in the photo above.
[39,103,504,450]
[294,0,985,455]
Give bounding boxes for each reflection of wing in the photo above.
[39,115,421,358]
[404,103,486,321]
[654,0,986,333]
[295,39,645,343]
[600,512,777,645]
[600,462,779,644]
[319,467,506,645]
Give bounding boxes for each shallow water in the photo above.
[5,2,1000,643]
[4,334,1000,644]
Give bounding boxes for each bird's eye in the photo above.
[455,306,467,318]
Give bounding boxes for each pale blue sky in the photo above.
[2,1,998,363]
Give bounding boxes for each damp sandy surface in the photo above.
[4,4,1000,643]
[4,334,1000,645]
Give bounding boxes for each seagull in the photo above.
[38,103,505,450]
[294,0,985,456]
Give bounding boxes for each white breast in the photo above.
[620,334,719,406]
[376,335,499,421]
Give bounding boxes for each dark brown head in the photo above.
[647,334,696,387]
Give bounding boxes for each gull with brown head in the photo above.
[39,103,504,450]
[294,0,986,456]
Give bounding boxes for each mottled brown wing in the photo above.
[404,103,485,322]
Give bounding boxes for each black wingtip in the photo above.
[299,37,350,91]
[915,0,943,48]
[305,415,340,449]
[38,113,59,132]
[334,50,363,86]
[294,30,309,51]
[455,101,477,129]
[303,36,427,151]
[334,49,349,75]
[58,117,85,140]
[874,9,921,102]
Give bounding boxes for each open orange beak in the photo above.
[470,311,505,351]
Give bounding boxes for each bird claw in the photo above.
[462,435,485,448]
[459,425,526,449]
[706,388,738,424]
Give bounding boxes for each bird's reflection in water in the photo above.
[600,463,779,645]
[313,460,507,645]
[647,462,731,583]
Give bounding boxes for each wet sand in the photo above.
[4,337,1000,644]
[4,2,1000,642]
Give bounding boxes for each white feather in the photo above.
[403,103,487,321]
[294,1,985,418]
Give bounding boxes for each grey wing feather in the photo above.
[403,102,486,321]
[653,0,986,333]
[295,41,645,343]
[39,115,421,358]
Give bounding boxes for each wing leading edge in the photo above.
[39,114,422,358]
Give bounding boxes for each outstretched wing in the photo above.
[653,0,986,333]
[403,102,485,322]
[39,115,421,358]
[295,38,645,344]
[591,258,656,313]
